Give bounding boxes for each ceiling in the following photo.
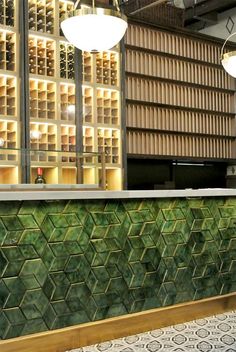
[121,0,236,31]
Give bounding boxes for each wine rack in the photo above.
[96,51,119,86]
[0,120,17,150]
[0,30,15,71]
[83,86,93,124]
[29,36,55,77]
[0,75,16,116]
[28,0,54,34]
[83,127,93,154]
[0,1,123,188]
[83,52,92,83]
[97,128,120,164]
[59,0,73,36]
[60,83,75,121]
[125,22,236,161]
[83,126,94,163]
[29,79,56,120]
[30,122,56,152]
[0,0,14,27]
[61,125,75,150]
[60,41,74,80]
[96,88,119,125]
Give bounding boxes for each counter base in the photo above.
[1,292,236,352]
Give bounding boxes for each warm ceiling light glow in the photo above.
[61,6,127,52]
[221,32,236,78]
[30,130,42,140]
[67,104,75,113]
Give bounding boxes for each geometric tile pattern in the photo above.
[0,197,236,339]
[70,310,236,352]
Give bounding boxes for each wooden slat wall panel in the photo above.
[125,22,236,160]
[126,130,232,159]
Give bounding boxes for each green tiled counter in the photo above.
[0,192,236,339]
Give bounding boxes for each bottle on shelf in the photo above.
[35,167,46,184]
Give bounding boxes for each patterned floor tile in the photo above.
[68,311,236,352]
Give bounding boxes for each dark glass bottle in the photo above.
[35,167,46,184]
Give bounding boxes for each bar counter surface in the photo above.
[0,186,236,200]
[0,187,236,343]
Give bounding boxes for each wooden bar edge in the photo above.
[1,292,236,352]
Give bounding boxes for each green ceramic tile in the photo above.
[0,220,7,245]
[128,211,144,224]
[48,214,68,228]
[162,220,176,233]
[162,209,176,221]
[106,265,121,278]
[64,241,83,255]
[104,238,120,251]
[49,227,68,242]
[41,217,55,241]
[18,215,39,229]
[21,318,48,336]
[66,298,83,312]
[49,243,68,257]
[0,312,10,339]
[50,257,68,272]
[140,222,156,236]
[0,250,7,276]
[19,245,39,259]
[65,226,83,241]
[105,212,120,224]
[20,275,40,290]
[66,283,90,301]
[64,213,81,226]
[43,277,55,300]
[0,201,21,216]
[4,307,25,323]
[91,239,108,253]
[0,281,9,308]
[43,304,56,329]
[122,200,141,211]
[3,323,25,339]
[85,200,105,212]
[1,216,23,231]
[106,303,127,318]
[91,226,108,239]
[92,252,108,266]
[3,277,25,294]
[19,229,47,256]
[104,200,118,212]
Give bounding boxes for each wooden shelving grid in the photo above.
[0,0,123,188]
[125,22,236,161]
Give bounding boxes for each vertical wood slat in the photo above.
[125,23,235,160]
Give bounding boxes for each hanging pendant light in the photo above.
[221,32,236,78]
[61,0,128,52]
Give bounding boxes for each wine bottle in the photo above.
[35,167,46,184]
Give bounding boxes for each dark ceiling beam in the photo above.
[184,0,236,21]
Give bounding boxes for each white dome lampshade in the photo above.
[61,7,128,52]
[221,32,236,78]
[221,51,236,78]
